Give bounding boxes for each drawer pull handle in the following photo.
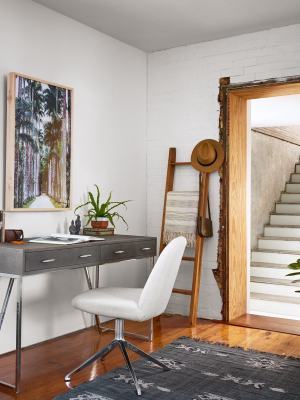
[42,259,55,263]
[115,250,125,254]
[142,247,151,251]
[79,254,93,258]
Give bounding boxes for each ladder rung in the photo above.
[170,162,192,165]
[182,256,195,261]
[172,288,192,296]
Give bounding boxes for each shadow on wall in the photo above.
[251,126,300,249]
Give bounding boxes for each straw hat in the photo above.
[191,139,224,172]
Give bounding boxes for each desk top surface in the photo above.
[0,234,155,253]
[0,234,157,276]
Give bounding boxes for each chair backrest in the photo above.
[138,237,187,320]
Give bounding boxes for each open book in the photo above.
[29,233,105,245]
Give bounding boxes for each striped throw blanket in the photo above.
[163,191,199,248]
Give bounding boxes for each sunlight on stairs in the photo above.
[250,161,300,320]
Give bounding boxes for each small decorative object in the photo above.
[5,73,73,211]
[69,220,77,235]
[5,229,24,243]
[83,227,114,236]
[286,259,300,293]
[75,215,81,234]
[74,185,131,229]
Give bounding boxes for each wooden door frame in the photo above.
[215,75,300,322]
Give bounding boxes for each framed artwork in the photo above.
[5,73,73,211]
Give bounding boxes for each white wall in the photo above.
[147,24,300,320]
[0,0,147,354]
[252,94,300,127]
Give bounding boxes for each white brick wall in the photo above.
[147,24,300,320]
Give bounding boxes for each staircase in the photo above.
[250,161,300,320]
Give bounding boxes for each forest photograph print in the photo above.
[6,73,73,211]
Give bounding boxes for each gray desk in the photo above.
[0,234,157,393]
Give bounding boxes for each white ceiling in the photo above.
[32,0,300,52]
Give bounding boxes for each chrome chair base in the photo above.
[64,319,169,396]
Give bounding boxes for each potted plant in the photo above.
[74,185,131,229]
[287,259,300,293]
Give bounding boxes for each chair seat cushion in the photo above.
[72,287,145,321]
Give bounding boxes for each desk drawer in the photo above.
[134,240,156,257]
[25,247,101,273]
[101,239,156,262]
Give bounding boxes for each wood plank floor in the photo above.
[229,313,300,335]
[1,315,300,400]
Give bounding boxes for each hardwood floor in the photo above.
[1,315,300,400]
[229,313,300,335]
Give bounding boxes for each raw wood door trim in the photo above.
[216,75,300,322]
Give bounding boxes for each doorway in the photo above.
[217,77,300,333]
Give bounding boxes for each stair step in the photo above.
[251,292,300,304]
[251,266,291,280]
[286,183,300,193]
[276,203,300,213]
[291,173,300,183]
[252,248,300,264]
[250,280,300,297]
[250,276,299,286]
[264,225,300,238]
[281,193,300,203]
[251,261,291,269]
[250,294,300,318]
[270,214,300,225]
[296,164,300,173]
[258,236,300,251]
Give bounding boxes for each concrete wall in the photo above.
[0,0,147,354]
[251,131,300,249]
[147,24,300,320]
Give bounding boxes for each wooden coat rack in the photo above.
[159,148,210,327]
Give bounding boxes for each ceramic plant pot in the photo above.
[91,217,109,228]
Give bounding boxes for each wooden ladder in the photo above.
[159,148,210,327]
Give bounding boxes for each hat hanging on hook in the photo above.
[191,139,224,173]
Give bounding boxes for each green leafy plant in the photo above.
[286,259,300,293]
[74,185,132,229]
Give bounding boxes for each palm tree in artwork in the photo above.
[15,97,36,207]
[44,115,63,202]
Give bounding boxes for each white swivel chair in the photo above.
[65,236,187,396]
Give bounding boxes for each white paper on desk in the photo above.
[29,233,105,245]
[52,233,105,242]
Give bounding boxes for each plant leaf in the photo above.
[287,263,300,269]
[286,272,300,276]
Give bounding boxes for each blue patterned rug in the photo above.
[53,336,300,399]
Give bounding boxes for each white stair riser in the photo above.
[252,251,299,264]
[250,282,300,297]
[251,267,291,280]
[296,165,300,173]
[270,214,300,225]
[276,203,300,214]
[264,226,300,238]
[281,193,300,203]
[291,174,300,183]
[258,238,300,251]
[286,183,300,193]
[250,298,300,317]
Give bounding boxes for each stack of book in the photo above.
[83,227,114,237]
[0,211,5,242]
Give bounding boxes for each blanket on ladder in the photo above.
[163,191,199,248]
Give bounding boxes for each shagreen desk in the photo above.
[0,234,157,393]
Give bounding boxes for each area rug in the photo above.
[53,336,300,399]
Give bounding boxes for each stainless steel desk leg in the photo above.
[0,275,22,393]
[84,267,101,334]
[0,278,14,332]
[15,276,22,393]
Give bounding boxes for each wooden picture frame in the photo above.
[5,73,74,211]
